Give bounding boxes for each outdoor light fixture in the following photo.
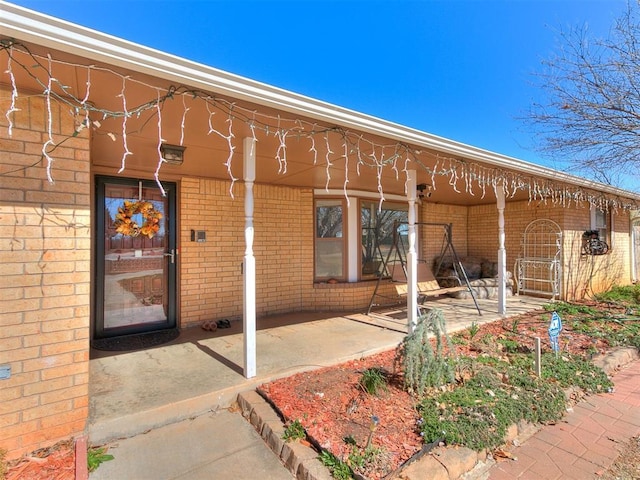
[366,415,380,448]
[417,183,432,199]
[160,143,186,165]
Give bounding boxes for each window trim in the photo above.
[358,198,410,281]
[313,189,413,283]
[590,205,613,252]
[314,197,347,281]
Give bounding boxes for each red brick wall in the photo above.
[0,88,91,459]
[562,205,632,300]
[179,178,315,326]
[418,203,469,263]
[468,201,563,275]
[468,200,634,301]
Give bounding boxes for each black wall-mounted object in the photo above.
[191,230,206,242]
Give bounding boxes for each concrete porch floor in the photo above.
[88,294,549,445]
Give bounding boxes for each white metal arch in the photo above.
[515,219,563,300]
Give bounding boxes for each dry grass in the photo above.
[601,435,640,480]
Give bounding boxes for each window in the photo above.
[360,201,408,278]
[591,206,612,250]
[315,199,345,279]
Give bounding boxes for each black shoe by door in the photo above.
[94,176,177,339]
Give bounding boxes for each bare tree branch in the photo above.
[525,2,640,191]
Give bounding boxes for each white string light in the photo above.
[308,133,318,165]
[222,113,237,198]
[0,40,637,212]
[324,131,333,191]
[275,128,288,174]
[180,93,189,146]
[342,137,350,207]
[4,49,19,137]
[118,76,133,173]
[154,93,167,196]
[42,54,55,184]
[356,136,365,176]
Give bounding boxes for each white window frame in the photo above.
[315,190,413,282]
[314,198,346,281]
[590,205,612,251]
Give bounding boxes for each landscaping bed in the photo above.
[260,291,640,480]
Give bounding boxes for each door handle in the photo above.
[164,249,175,264]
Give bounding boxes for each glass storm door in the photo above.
[95,176,177,338]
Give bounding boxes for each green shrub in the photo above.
[543,302,597,316]
[318,450,353,480]
[395,309,455,396]
[468,321,480,340]
[417,357,566,451]
[595,284,640,306]
[88,447,114,473]
[541,353,613,393]
[282,419,306,442]
[359,367,388,396]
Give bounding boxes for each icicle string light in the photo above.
[342,137,350,207]
[118,76,132,173]
[356,136,365,176]
[180,94,189,146]
[223,113,237,198]
[81,65,92,105]
[4,50,19,137]
[275,128,288,174]
[1,39,637,211]
[154,94,167,196]
[42,54,55,184]
[324,131,333,191]
[309,133,318,165]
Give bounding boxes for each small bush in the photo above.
[417,357,567,451]
[88,447,114,473]
[282,419,306,442]
[359,367,388,396]
[543,302,597,316]
[395,309,455,396]
[541,353,613,393]
[318,450,353,480]
[468,321,480,340]
[595,284,640,306]
[1,447,7,479]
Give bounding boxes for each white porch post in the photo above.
[496,185,507,316]
[243,137,257,378]
[407,170,418,331]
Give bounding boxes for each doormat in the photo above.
[91,329,180,352]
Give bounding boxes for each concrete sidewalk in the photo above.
[483,354,640,480]
[89,409,294,479]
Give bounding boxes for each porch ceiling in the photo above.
[4,40,535,206]
[3,5,638,209]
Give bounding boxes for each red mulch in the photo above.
[260,349,421,478]
[259,305,624,479]
[5,440,75,480]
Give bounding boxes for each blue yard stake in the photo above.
[548,311,563,356]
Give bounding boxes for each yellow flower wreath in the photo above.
[113,200,163,238]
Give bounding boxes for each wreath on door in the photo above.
[113,200,163,238]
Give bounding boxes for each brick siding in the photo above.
[0,88,91,459]
[179,179,314,326]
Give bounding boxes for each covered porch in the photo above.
[88,294,548,445]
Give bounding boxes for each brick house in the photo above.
[1,2,639,461]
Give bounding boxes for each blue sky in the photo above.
[9,0,630,178]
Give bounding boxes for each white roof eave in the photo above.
[1,1,638,202]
